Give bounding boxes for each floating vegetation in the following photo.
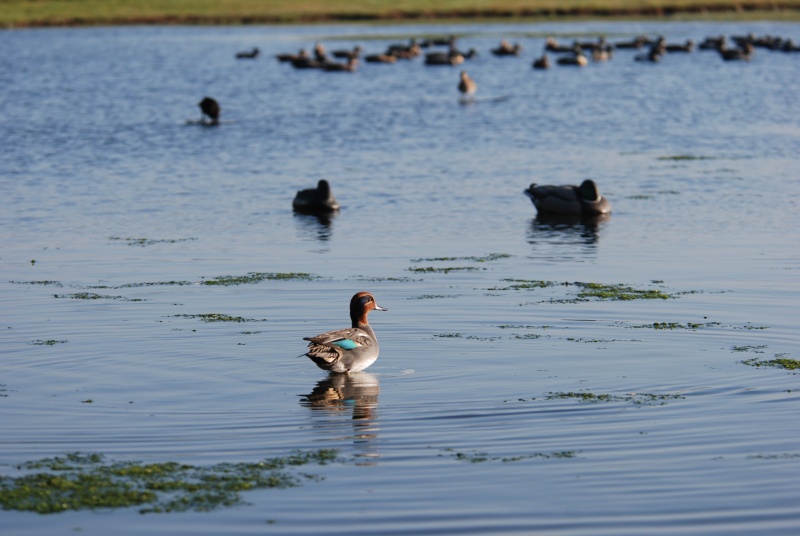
[352,275,416,283]
[117,281,194,288]
[657,155,715,161]
[110,237,198,247]
[0,450,339,514]
[408,266,483,274]
[434,333,463,338]
[489,279,675,301]
[747,453,800,460]
[201,272,315,286]
[513,333,542,339]
[9,280,62,286]
[173,313,264,323]
[411,253,511,263]
[741,354,800,370]
[492,279,557,291]
[734,324,769,330]
[574,282,672,301]
[409,294,461,300]
[630,321,720,330]
[54,293,143,302]
[732,344,768,353]
[440,448,579,464]
[546,391,683,405]
[30,339,68,346]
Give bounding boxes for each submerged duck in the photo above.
[198,97,220,125]
[532,54,550,69]
[292,180,340,213]
[524,179,611,216]
[303,292,388,373]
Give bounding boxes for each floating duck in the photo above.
[332,45,362,60]
[276,49,309,62]
[458,70,476,98]
[533,54,550,69]
[197,97,220,125]
[236,47,259,59]
[323,58,359,72]
[292,180,340,213]
[303,292,388,373]
[524,179,611,216]
[492,39,523,56]
[557,51,589,67]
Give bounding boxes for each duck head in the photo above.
[350,292,387,328]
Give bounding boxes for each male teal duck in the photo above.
[292,180,340,213]
[303,292,388,373]
[524,179,611,216]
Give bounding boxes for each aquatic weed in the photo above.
[0,450,340,514]
[741,354,800,370]
[173,314,264,323]
[440,448,579,463]
[54,293,143,302]
[201,272,315,285]
[546,391,683,405]
[110,237,197,247]
[30,339,68,346]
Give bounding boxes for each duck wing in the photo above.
[303,328,375,369]
[524,184,582,214]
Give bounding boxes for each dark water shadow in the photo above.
[292,210,336,241]
[299,372,380,463]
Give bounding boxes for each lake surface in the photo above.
[2,18,800,535]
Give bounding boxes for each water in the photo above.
[1,19,800,535]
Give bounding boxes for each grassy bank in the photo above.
[2,0,800,27]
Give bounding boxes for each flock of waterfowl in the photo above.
[196,30,798,125]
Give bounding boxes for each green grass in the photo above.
[2,0,800,27]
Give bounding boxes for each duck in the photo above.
[524,179,611,216]
[332,45,362,60]
[665,39,694,53]
[425,48,465,66]
[364,53,397,63]
[491,39,523,56]
[532,54,550,69]
[292,179,340,213]
[276,49,309,62]
[303,292,388,373]
[323,58,359,72]
[556,51,589,67]
[458,70,477,98]
[198,97,220,125]
[236,47,259,59]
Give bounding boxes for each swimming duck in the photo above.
[425,48,465,66]
[532,54,550,69]
[458,70,477,97]
[292,180,340,213]
[556,51,589,67]
[236,47,259,59]
[323,58,359,72]
[303,292,388,373]
[276,49,309,62]
[492,39,523,56]
[332,45,362,60]
[524,179,611,216]
[364,53,397,63]
[198,97,220,125]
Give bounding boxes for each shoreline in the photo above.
[4,4,800,29]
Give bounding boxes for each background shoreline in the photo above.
[4,1,800,28]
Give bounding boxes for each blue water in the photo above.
[2,19,800,535]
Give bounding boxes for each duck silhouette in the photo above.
[197,97,220,125]
[524,179,611,216]
[292,179,340,213]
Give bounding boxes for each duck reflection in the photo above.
[299,372,380,462]
[527,213,610,255]
[292,211,336,241]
